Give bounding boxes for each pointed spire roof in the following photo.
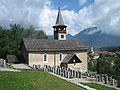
[55,7,64,25]
[53,7,67,27]
[53,7,67,28]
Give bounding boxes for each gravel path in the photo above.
[0,67,20,72]
[12,64,32,70]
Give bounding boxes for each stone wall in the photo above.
[28,51,87,72]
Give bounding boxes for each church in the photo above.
[20,8,88,72]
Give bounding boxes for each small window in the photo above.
[73,59,76,65]
[61,35,64,38]
[59,53,63,61]
[43,53,48,63]
[73,59,75,63]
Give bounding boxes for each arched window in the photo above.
[43,53,48,63]
[73,59,76,65]
[59,53,63,61]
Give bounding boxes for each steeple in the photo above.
[53,7,67,40]
[55,7,64,26]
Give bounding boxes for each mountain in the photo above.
[48,27,120,49]
[74,27,120,48]
[66,34,78,40]
[48,35,54,40]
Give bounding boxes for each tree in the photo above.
[0,27,8,58]
[88,59,97,72]
[0,24,47,59]
[34,30,47,39]
[112,53,120,79]
[23,25,34,38]
[8,24,24,54]
[96,56,115,74]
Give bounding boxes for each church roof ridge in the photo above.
[22,39,87,52]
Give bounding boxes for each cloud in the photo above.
[79,0,87,5]
[0,0,120,36]
[91,0,120,35]
[38,0,120,35]
[63,0,120,35]
[62,7,93,35]
[0,0,47,28]
[39,3,57,35]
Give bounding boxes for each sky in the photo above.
[0,0,120,36]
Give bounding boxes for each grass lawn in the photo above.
[0,71,86,90]
[82,83,117,90]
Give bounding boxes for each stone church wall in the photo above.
[28,51,87,72]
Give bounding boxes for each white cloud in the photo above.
[0,0,120,36]
[40,0,120,36]
[91,0,120,35]
[0,0,46,28]
[39,4,57,35]
[64,0,120,35]
[62,6,93,35]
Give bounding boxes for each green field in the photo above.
[82,83,117,90]
[0,71,85,90]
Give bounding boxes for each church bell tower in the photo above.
[53,7,67,40]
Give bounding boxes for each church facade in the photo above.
[21,8,88,72]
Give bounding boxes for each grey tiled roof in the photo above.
[7,55,19,63]
[62,53,82,64]
[62,53,75,63]
[23,39,87,52]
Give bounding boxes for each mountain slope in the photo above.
[48,27,120,49]
[74,27,120,48]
